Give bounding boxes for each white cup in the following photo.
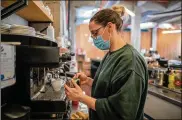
[51,78,62,92]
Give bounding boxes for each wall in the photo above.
[122,31,131,44]
[141,29,152,50]
[122,29,152,50]
[1,6,28,26]
[157,29,181,60]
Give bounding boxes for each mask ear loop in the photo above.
[101,25,111,42]
[108,31,111,50]
[109,32,111,41]
[101,26,107,36]
[107,25,111,43]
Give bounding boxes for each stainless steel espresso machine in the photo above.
[1,34,74,120]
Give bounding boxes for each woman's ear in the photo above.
[107,22,113,33]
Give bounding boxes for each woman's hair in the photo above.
[90,5,125,31]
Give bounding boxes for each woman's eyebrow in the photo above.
[90,29,96,33]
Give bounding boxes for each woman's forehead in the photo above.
[89,21,100,31]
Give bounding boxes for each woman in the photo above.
[65,5,148,120]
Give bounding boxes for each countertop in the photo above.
[147,83,181,107]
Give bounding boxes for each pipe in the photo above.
[61,1,67,36]
[68,0,71,40]
[147,10,181,18]
[166,1,181,12]
[160,15,181,23]
[1,0,28,20]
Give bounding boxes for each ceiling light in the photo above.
[127,22,157,29]
[82,8,99,17]
[162,30,181,34]
[158,23,174,29]
[83,19,90,23]
[93,8,99,12]
[140,22,157,29]
[83,11,93,17]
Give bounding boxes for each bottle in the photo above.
[168,70,175,89]
[158,71,164,86]
[155,70,160,85]
[163,67,170,87]
[47,23,55,42]
[174,71,181,89]
[56,33,62,47]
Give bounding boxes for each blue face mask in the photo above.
[93,27,110,50]
[93,36,110,50]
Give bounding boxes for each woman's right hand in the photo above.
[73,72,89,85]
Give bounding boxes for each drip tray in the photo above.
[30,112,67,120]
[31,84,66,101]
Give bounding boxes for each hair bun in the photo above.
[111,5,125,17]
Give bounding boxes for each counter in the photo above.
[148,83,181,106]
[145,83,182,119]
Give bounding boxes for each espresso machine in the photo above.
[1,34,74,119]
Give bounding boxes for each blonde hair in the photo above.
[111,5,125,18]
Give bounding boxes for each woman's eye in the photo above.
[93,32,97,36]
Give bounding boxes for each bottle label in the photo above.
[1,44,16,88]
[174,80,181,86]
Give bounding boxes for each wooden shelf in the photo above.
[1,79,16,89]
[1,0,53,22]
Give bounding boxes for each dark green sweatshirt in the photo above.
[89,44,148,120]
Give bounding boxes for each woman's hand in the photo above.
[73,72,89,85]
[64,79,84,101]
[65,80,96,111]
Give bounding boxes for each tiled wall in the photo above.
[1,6,28,26]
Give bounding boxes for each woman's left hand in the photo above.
[64,80,84,101]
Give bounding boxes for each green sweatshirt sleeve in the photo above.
[95,70,144,120]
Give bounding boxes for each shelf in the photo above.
[1,0,53,22]
[1,79,16,89]
[1,34,57,47]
